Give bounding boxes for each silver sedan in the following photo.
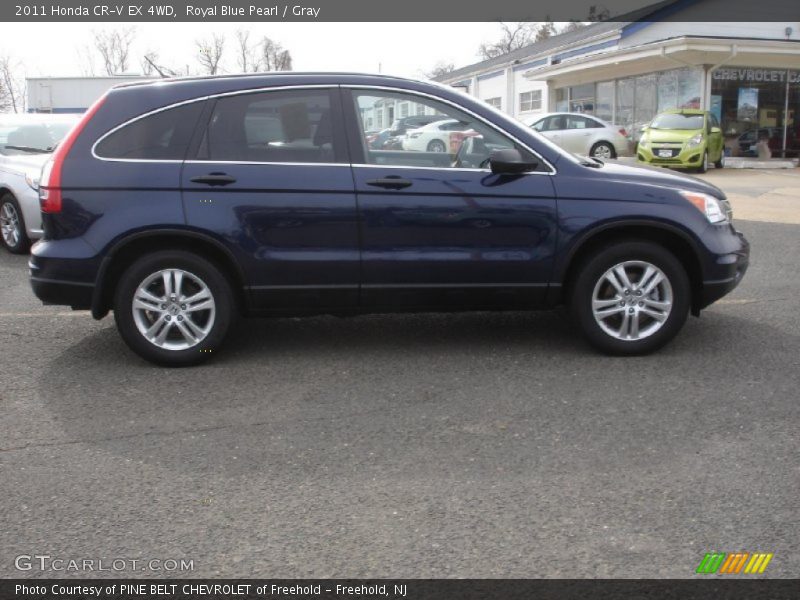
[526,112,632,159]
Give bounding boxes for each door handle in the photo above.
[190,173,237,186]
[365,177,413,190]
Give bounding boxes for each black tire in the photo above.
[0,193,31,254]
[113,250,234,366]
[427,139,447,153]
[569,241,690,355]
[590,141,616,159]
[714,153,725,169]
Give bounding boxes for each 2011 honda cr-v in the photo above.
[30,73,749,366]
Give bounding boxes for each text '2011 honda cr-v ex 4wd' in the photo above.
[30,73,749,366]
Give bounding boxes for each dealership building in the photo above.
[436,0,800,155]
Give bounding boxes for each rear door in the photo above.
[181,86,359,312]
[343,87,558,310]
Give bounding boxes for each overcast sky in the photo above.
[0,22,525,80]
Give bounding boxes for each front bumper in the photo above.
[696,230,749,311]
[637,143,706,169]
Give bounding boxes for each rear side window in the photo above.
[196,89,338,163]
[95,101,205,160]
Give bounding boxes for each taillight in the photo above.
[39,94,107,214]
[619,128,628,138]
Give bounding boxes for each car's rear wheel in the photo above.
[427,139,447,153]
[570,241,690,355]
[590,141,615,159]
[114,250,234,366]
[0,194,30,254]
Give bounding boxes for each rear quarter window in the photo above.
[94,101,205,160]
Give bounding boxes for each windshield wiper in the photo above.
[4,145,52,153]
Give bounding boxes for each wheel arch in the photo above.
[91,229,247,320]
[556,221,704,315]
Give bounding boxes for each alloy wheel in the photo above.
[132,268,216,350]
[593,144,613,159]
[0,202,21,248]
[591,260,673,341]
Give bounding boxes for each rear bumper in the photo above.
[29,239,101,310]
[29,273,94,309]
[697,230,750,310]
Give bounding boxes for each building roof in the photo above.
[434,0,679,83]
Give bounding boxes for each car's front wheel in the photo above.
[0,194,30,254]
[697,151,709,173]
[570,241,690,355]
[114,250,234,366]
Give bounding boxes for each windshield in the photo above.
[649,113,704,130]
[0,121,75,156]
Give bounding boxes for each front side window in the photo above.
[541,115,566,132]
[95,102,204,160]
[351,90,540,170]
[197,89,338,163]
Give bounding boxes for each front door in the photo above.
[344,88,558,310]
[181,87,359,312]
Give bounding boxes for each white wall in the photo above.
[27,77,148,112]
[475,73,507,111]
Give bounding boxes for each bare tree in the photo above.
[260,37,292,71]
[535,20,557,42]
[93,27,137,75]
[196,34,226,75]
[234,29,263,73]
[141,51,184,78]
[0,54,24,113]
[478,22,537,59]
[425,61,455,80]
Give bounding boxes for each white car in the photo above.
[527,112,631,159]
[402,119,475,154]
[0,113,78,253]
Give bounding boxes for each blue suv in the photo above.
[30,73,749,366]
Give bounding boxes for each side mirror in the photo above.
[711,126,721,134]
[489,148,538,174]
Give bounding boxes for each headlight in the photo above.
[638,138,649,149]
[686,133,704,148]
[25,173,40,191]
[680,190,730,224]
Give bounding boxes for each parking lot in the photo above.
[1,169,798,578]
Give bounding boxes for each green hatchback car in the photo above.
[637,109,725,173]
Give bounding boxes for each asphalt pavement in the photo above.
[1,171,798,578]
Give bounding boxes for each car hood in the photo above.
[595,160,724,199]
[644,128,702,143]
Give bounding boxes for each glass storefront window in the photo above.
[569,82,595,113]
[634,74,657,133]
[595,81,614,123]
[711,67,800,157]
[616,78,634,138]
